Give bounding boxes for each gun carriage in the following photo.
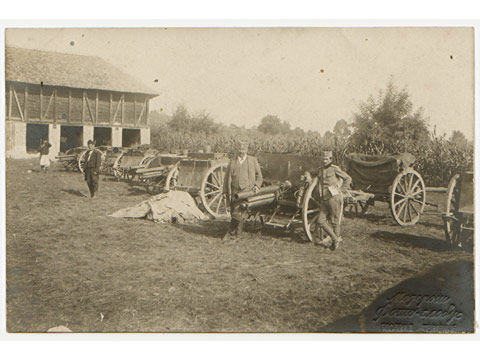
[112,148,159,180]
[233,152,374,243]
[443,171,474,251]
[55,147,87,172]
[134,153,187,194]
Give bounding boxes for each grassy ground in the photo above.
[6,159,473,332]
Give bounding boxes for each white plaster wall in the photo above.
[140,127,151,145]
[5,121,28,158]
[48,124,61,160]
[112,127,122,147]
[83,125,94,146]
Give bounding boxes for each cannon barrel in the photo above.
[240,193,276,209]
[234,184,281,200]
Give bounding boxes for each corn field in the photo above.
[151,127,473,188]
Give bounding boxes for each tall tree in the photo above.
[351,81,429,153]
[449,130,468,148]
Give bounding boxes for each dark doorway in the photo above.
[60,125,83,153]
[122,128,141,148]
[93,127,112,146]
[26,123,49,153]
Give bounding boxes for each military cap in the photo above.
[322,150,333,157]
[87,139,95,145]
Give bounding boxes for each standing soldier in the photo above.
[223,140,263,239]
[38,139,52,173]
[315,150,351,250]
[84,140,102,198]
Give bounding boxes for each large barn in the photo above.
[5,46,159,158]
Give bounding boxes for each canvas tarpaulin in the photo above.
[344,153,415,194]
[109,190,208,223]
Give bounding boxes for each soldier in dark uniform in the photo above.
[316,150,351,250]
[84,140,102,198]
[223,141,263,239]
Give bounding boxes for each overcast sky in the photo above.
[6,27,474,139]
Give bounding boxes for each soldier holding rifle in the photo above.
[315,150,351,250]
[223,141,263,239]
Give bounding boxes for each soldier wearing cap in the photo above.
[223,140,263,239]
[316,150,351,250]
[83,140,102,198]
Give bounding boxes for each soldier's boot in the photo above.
[223,219,239,240]
[237,219,244,236]
[330,224,343,250]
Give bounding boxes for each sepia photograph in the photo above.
[4,27,475,333]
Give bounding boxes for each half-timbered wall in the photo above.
[6,81,151,127]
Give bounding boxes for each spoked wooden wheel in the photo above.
[200,162,230,219]
[164,165,179,191]
[444,174,462,247]
[77,150,88,174]
[301,177,329,243]
[145,176,167,195]
[112,152,124,180]
[390,169,426,226]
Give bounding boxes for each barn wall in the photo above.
[49,124,61,160]
[140,127,150,145]
[83,125,94,147]
[5,120,27,158]
[112,127,122,147]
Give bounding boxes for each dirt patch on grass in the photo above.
[6,159,473,332]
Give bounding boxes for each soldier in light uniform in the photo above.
[316,150,351,250]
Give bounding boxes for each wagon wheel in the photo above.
[390,169,425,226]
[301,177,330,244]
[200,162,230,219]
[112,152,124,180]
[145,176,167,195]
[444,174,462,247]
[77,150,88,174]
[163,165,179,191]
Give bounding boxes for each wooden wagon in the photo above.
[55,147,87,172]
[111,148,158,180]
[166,152,230,219]
[443,171,474,251]
[342,153,426,226]
[134,153,186,194]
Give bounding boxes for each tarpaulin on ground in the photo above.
[109,190,208,223]
[344,153,415,194]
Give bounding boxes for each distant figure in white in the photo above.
[38,139,52,173]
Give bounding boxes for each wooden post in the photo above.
[68,89,71,123]
[134,94,136,125]
[146,98,150,127]
[95,90,99,124]
[109,93,113,124]
[40,84,43,120]
[12,86,24,121]
[8,83,12,120]
[24,85,28,121]
[53,89,57,124]
[82,91,85,124]
[121,94,124,125]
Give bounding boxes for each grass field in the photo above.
[6,158,473,332]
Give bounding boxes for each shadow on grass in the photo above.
[61,189,88,198]
[415,221,444,230]
[319,259,474,333]
[179,220,228,238]
[371,230,451,252]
